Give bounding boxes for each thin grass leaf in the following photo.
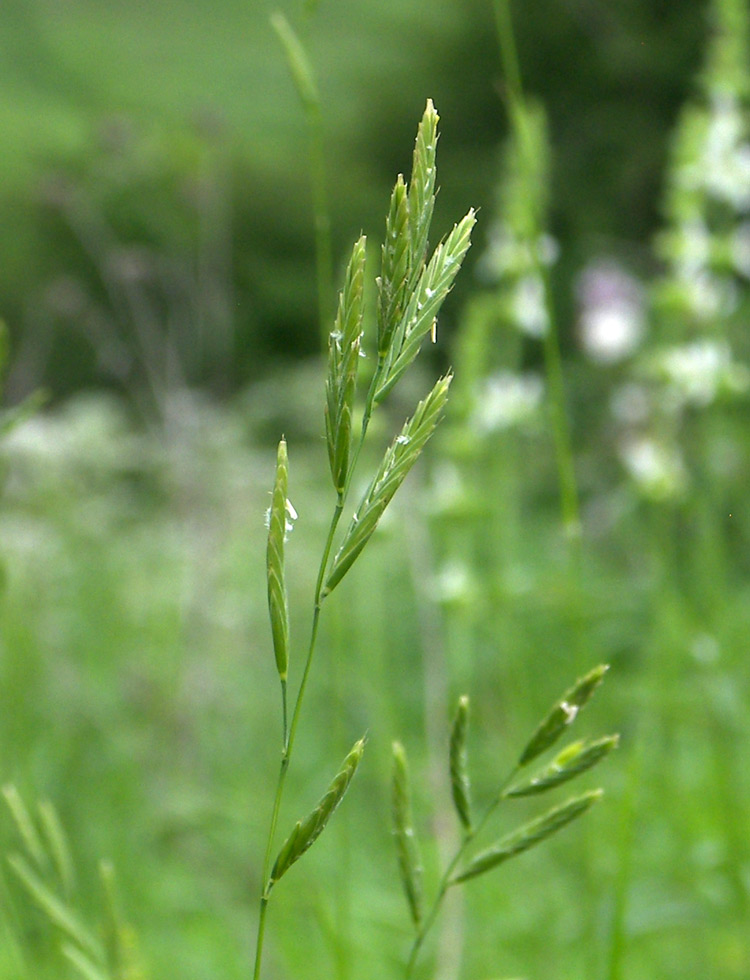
[324,374,452,596]
[519,665,609,766]
[377,175,410,358]
[61,944,110,980]
[269,11,319,111]
[2,785,47,872]
[38,800,76,900]
[270,737,365,887]
[375,212,475,403]
[391,742,423,927]
[507,735,619,797]
[449,696,472,833]
[7,853,104,963]
[100,860,123,977]
[452,790,603,884]
[407,100,439,289]
[267,438,291,682]
[325,235,366,493]
[99,860,147,980]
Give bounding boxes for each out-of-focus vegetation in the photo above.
[1,0,750,979]
[1,0,706,401]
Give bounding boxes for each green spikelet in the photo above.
[407,100,439,288]
[325,236,366,494]
[375,211,475,403]
[519,665,609,766]
[391,742,423,927]
[270,738,365,887]
[377,175,410,358]
[449,695,472,833]
[266,439,291,682]
[508,735,619,797]
[452,790,603,884]
[324,374,453,596]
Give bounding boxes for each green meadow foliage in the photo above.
[1,0,749,978]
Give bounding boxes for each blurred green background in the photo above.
[1,1,749,979]
[0,0,706,400]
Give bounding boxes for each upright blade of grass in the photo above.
[492,0,580,544]
[38,800,75,900]
[519,664,609,766]
[452,790,603,884]
[324,374,453,596]
[2,785,47,872]
[269,738,365,888]
[269,11,318,109]
[375,213,475,404]
[391,742,424,927]
[507,735,619,797]
[60,944,110,980]
[325,236,366,494]
[7,854,104,964]
[269,10,333,349]
[449,696,472,833]
[99,859,147,980]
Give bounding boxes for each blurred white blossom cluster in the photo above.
[654,0,750,327]
[476,101,557,341]
[603,0,750,501]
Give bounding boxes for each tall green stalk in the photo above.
[252,102,476,979]
[270,11,334,350]
[491,0,581,549]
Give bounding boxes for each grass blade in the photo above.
[61,943,110,980]
[269,11,319,111]
[2,785,47,872]
[391,742,423,927]
[7,853,104,963]
[452,790,603,884]
[38,800,76,900]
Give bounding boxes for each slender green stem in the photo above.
[492,0,581,548]
[308,103,334,352]
[252,496,347,979]
[280,679,288,750]
[405,767,520,978]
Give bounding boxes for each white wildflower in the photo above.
[512,274,548,337]
[471,371,544,434]
[619,436,687,500]
[654,339,750,408]
[576,261,645,363]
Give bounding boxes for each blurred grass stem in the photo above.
[270,11,334,351]
[404,766,520,978]
[492,0,581,553]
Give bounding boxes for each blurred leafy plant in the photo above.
[2,785,146,980]
[393,669,617,977]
